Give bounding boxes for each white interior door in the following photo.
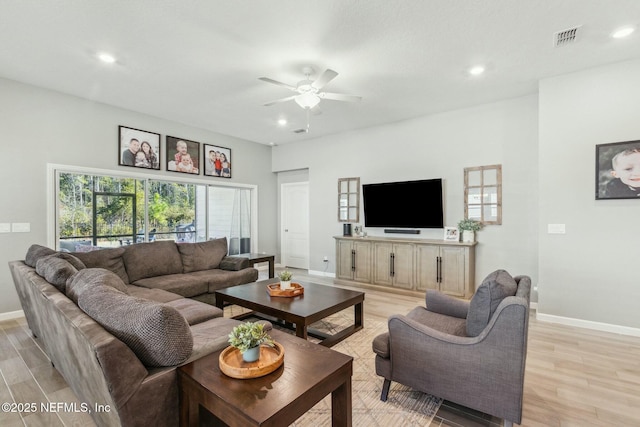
[281,182,309,269]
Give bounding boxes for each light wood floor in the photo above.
[1,267,639,426]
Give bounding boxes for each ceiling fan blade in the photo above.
[319,92,362,102]
[311,69,338,90]
[263,95,297,106]
[258,77,297,91]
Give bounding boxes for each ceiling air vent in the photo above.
[554,26,582,47]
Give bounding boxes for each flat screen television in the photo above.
[362,178,444,228]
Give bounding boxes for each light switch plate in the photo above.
[547,224,566,234]
[12,222,31,233]
[0,223,10,233]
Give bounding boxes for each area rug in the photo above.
[224,306,443,426]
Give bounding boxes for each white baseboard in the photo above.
[308,270,336,278]
[536,312,640,337]
[0,310,25,322]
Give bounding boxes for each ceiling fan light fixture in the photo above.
[295,92,321,109]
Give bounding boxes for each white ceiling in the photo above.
[1,1,639,145]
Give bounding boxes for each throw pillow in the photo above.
[78,285,193,367]
[122,241,183,282]
[35,256,78,292]
[25,244,56,268]
[466,269,517,337]
[66,268,129,304]
[73,247,129,284]
[177,238,228,273]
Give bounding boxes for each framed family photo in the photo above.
[595,140,640,200]
[203,144,232,178]
[443,226,459,242]
[166,136,200,175]
[118,126,161,170]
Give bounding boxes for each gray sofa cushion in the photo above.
[177,238,228,273]
[408,306,467,337]
[25,244,56,267]
[466,269,517,337]
[126,285,183,303]
[425,289,469,319]
[73,247,129,284]
[66,268,129,304]
[123,241,183,282]
[219,256,250,271]
[78,285,193,367]
[35,256,78,292]
[164,298,223,325]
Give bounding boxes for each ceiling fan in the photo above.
[259,67,362,110]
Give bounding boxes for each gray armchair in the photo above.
[372,270,531,426]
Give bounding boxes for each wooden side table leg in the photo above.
[331,377,352,427]
[269,257,275,278]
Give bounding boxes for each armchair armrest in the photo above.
[425,290,469,319]
[218,256,250,271]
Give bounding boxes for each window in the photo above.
[464,165,502,225]
[56,168,255,253]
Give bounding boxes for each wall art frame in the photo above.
[203,143,232,178]
[118,125,161,170]
[166,136,200,175]
[595,140,640,200]
[443,226,459,242]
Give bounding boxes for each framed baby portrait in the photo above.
[443,227,459,242]
[166,136,200,175]
[595,140,640,200]
[118,125,161,170]
[203,144,232,178]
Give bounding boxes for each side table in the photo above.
[236,253,275,278]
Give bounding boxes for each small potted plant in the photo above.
[457,218,483,243]
[228,321,275,362]
[278,270,293,290]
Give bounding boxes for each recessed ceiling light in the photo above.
[97,52,116,63]
[612,27,635,39]
[469,65,485,76]
[277,118,287,126]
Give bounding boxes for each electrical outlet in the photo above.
[323,256,329,262]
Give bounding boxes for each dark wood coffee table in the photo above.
[178,329,353,426]
[215,279,364,347]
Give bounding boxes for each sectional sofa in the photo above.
[8,238,262,426]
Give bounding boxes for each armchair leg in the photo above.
[380,379,391,401]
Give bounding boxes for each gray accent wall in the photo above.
[0,77,277,314]
[538,59,640,329]
[272,95,540,301]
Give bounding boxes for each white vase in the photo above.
[242,346,260,363]
[280,280,292,290]
[462,230,475,243]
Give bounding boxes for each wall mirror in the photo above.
[338,177,360,222]
[464,165,502,225]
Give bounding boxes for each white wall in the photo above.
[538,59,640,329]
[272,95,539,294]
[0,78,278,314]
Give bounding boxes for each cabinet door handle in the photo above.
[437,256,442,283]
[351,249,356,271]
[390,253,395,277]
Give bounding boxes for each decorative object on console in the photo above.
[278,270,293,290]
[227,321,275,363]
[595,140,640,199]
[343,223,352,236]
[166,136,200,175]
[458,218,483,243]
[443,227,459,242]
[203,143,232,178]
[118,125,161,170]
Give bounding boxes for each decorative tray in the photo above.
[266,282,304,297]
[219,342,285,379]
